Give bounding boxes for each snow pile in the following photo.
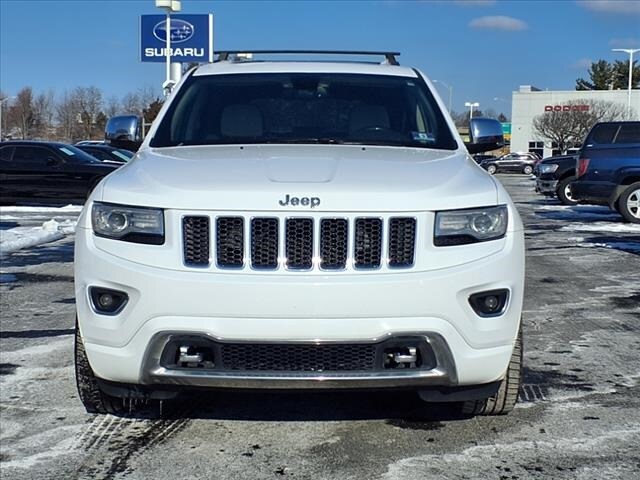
[0,219,77,255]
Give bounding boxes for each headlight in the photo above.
[92,202,164,244]
[434,205,508,246]
[538,164,559,174]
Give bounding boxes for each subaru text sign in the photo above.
[140,14,213,63]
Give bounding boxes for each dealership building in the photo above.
[510,86,640,158]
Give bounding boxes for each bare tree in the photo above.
[7,87,36,139]
[532,99,627,154]
[56,90,80,142]
[121,92,142,115]
[73,86,104,139]
[105,95,121,118]
[138,85,159,110]
[32,89,56,139]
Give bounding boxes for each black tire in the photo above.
[75,322,125,415]
[523,165,533,175]
[556,176,578,205]
[618,182,640,224]
[461,326,522,416]
[486,164,497,175]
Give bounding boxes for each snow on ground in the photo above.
[560,223,640,234]
[0,205,80,255]
[533,204,640,253]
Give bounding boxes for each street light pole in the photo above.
[433,79,453,114]
[465,101,479,121]
[156,1,182,95]
[612,48,640,119]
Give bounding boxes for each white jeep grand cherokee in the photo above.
[75,51,524,416]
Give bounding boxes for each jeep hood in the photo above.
[100,145,498,211]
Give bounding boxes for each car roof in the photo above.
[194,60,418,78]
[2,140,70,147]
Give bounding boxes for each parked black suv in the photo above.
[572,121,640,223]
[534,154,578,205]
[0,141,119,205]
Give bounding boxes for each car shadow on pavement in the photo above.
[123,390,472,424]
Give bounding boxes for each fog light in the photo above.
[89,287,128,315]
[484,295,499,311]
[469,289,509,317]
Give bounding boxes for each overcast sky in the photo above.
[1,0,639,117]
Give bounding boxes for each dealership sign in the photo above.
[544,104,590,112]
[140,14,213,63]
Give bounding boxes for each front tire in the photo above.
[75,322,125,415]
[461,326,522,416]
[523,165,533,175]
[556,176,578,205]
[487,164,497,175]
[618,182,640,224]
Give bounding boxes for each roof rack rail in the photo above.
[215,50,401,66]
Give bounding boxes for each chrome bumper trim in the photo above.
[140,332,458,389]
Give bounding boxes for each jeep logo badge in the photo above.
[278,194,321,208]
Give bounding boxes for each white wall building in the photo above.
[510,86,640,158]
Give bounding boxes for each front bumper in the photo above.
[75,226,524,389]
[535,178,558,195]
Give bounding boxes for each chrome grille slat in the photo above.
[320,218,348,270]
[251,218,279,269]
[285,218,314,269]
[216,217,244,267]
[354,218,383,269]
[183,216,210,266]
[388,217,416,268]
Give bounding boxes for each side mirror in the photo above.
[465,118,504,154]
[105,115,143,151]
[46,157,60,167]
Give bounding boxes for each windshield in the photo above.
[151,72,457,150]
[56,144,102,163]
[112,149,133,161]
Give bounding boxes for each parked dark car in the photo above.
[76,144,134,164]
[0,141,119,205]
[534,154,578,205]
[480,152,540,175]
[472,153,496,165]
[572,121,640,223]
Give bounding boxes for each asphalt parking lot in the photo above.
[1,174,639,480]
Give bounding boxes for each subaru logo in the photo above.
[153,19,194,44]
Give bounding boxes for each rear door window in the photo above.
[614,123,640,144]
[12,146,57,166]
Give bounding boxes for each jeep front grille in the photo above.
[182,214,416,271]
